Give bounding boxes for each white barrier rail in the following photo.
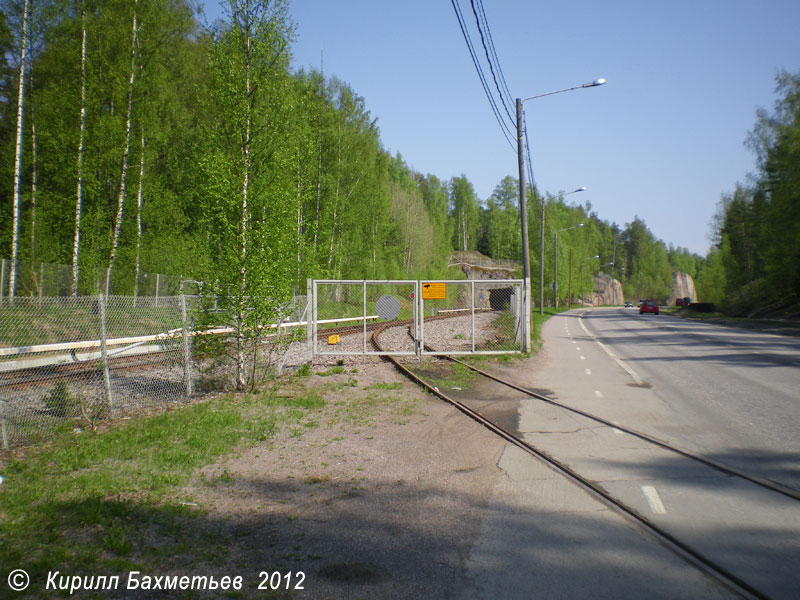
[0,315,379,373]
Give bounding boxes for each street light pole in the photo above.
[554,223,583,309]
[516,78,605,317]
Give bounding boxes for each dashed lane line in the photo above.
[642,485,667,514]
[578,312,645,386]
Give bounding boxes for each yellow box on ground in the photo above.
[327,334,340,345]
[421,282,446,300]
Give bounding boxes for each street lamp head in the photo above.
[582,78,606,88]
[593,255,600,259]
[577,223,584,228]
[574,186,587,193]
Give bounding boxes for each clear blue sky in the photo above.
[200,0,800,257]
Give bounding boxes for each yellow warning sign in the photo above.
[421,282,446,300]
[327,334,341,345]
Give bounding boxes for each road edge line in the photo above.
[578,310,645,386]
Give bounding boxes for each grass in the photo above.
[0,299,183,349]
[0,388,326,597]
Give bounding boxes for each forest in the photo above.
[1,0,797,318]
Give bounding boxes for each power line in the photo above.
[476,0,514,109]
[523,111,538,194]
[450,0,515,150]
[470,0,514,125]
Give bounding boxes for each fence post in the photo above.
[0,258,5,304]
[1,401,9,450]
[471,281,476,353]
[98,293,114,417]
[306,279,312,360]
[180,293,193,398]
[524,277,532,353]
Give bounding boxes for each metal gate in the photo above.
[311,279,528,357]
[419,279,525,355]
[312,280,418,356]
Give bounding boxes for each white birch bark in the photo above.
[8,0,30,300]
[107,2,139,281]
[236,0,252,391]
[71,3,87,296]
[133,134,145,301]
[29,70,39,291]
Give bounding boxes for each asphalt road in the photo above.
[504,307,800,598]
[578,307,800,491]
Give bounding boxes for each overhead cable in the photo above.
[470,0,515,125]
[476,0,514,110]
[450,0,515,150]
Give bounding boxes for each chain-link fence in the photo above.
[0,258,183,299]
[313,280,418,355]
[0,295,193,449]
[420,280,524,354]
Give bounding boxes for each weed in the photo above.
[43,381,81,417]
[365,382,402,390]
[318,366,345,377]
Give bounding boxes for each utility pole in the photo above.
[568,248,573,307]
[516,99,532,350]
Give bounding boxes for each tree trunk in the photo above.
[108,2,139,282]
[29,68,39,295]
[72,3,87,296]
[236,1,252,391]
[134,134,145,301]
[327,118,342,270]
[8,0,30,301]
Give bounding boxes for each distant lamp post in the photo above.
[516,78,606,323]
[554,223,584,309]
[580,255,599,306]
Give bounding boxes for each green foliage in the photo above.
[1,0,727,334]
[706,70,800,315]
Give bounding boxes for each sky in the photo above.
[200,0,800,257]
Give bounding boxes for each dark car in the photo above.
[639,299,659,315]
[625,301,633,308]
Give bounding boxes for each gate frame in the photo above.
[310,278,531,357]
[312,279,419,357]
[419,279,525,356]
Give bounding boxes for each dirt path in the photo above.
[179,359,508,598]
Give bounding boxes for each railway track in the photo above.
[0,349,180,391]
[371,322,796,600]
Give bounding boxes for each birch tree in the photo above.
[202,0,294,390]
[8,0,29,299]
[107,0,139,286]
[71,0,86,295]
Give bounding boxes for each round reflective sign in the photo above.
[375,295,401,321]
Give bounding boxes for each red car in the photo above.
[639,299,659,315]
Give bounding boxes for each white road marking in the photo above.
[642,486,667,514]
[578,315,645,386]
[580,356,586,361]
[594,390,603,398]
[584,368,592,375]
[576,346,581,350]
[612,428,624,436]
